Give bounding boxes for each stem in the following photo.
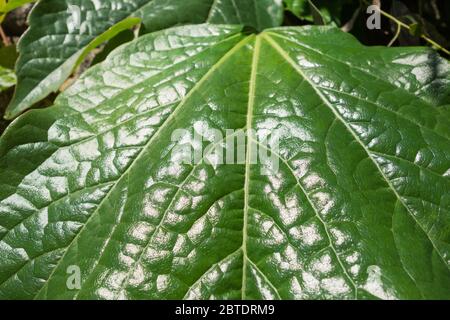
[342,6,361,32]
[362,0,450,57]
[381,9,450,55]
[307,0,326,25]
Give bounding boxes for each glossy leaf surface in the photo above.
[1,25,450,300]
[5,0,283,119]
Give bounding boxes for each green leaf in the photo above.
[408,22,423,38]
[0,65,15,91]
[5,0,283,119]
[1,24,450,300]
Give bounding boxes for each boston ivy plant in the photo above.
[0,1,450,300]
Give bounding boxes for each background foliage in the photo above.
[0,0,449,132]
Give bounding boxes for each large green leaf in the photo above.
[5,0,284,119]
[1,24,450,300]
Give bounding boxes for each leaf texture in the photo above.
[5,0,284,119]
[0,24,450,300]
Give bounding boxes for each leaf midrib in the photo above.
[241,34,260,300]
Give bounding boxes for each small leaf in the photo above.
[307,0,326,25]
[408,22,423,37]
[1,25,449,300]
